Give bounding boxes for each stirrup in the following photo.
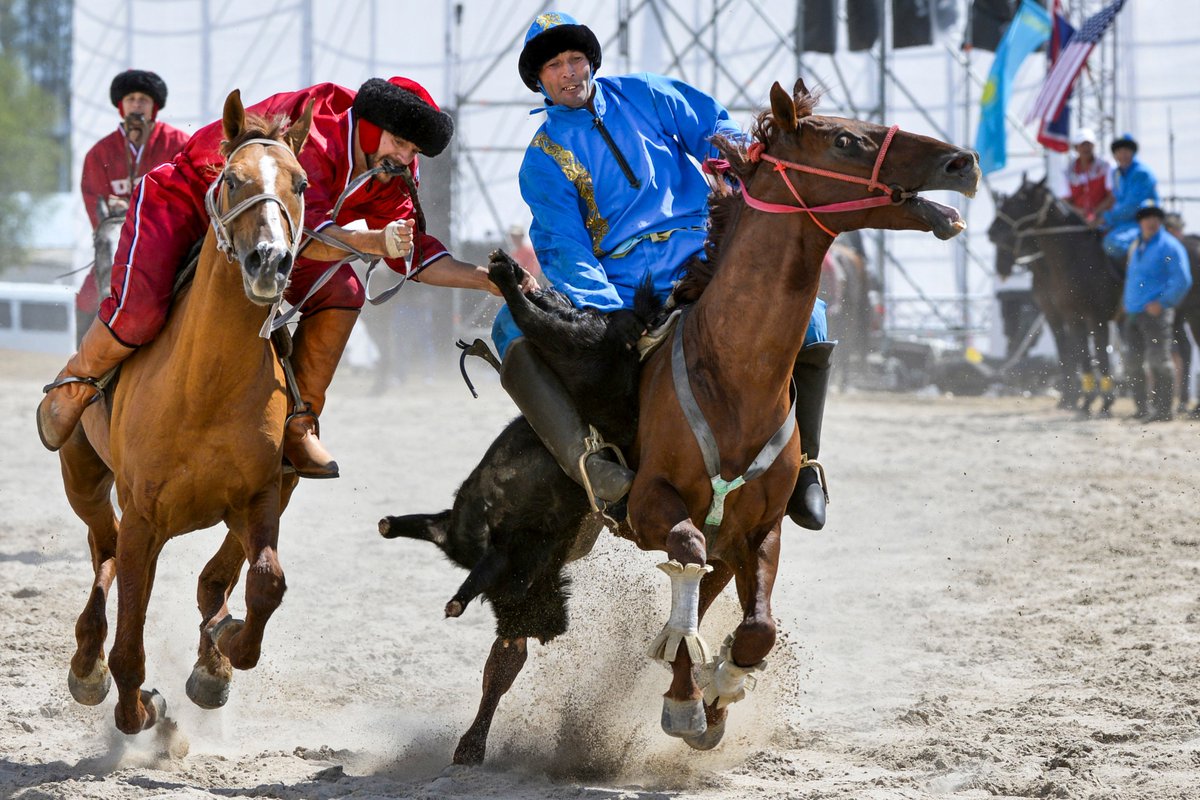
[42,374,101,394]
[800,454,830,505]
[576,425,628,529]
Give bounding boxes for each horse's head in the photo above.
[93,196,130,288]
[727,80,979,241]
[209,89,313,305]
[988,176,1053,277]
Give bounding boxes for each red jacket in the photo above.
[179,83,447,274]
[80,121,189,228]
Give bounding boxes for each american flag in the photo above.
[1025,0,1128,126]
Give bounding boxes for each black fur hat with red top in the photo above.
[110,69,168,114]
[353,77,454,157]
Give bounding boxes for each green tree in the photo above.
[0,53,62,268]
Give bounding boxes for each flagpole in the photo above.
[1168,105,1177,211]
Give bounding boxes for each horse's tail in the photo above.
[378,510,451,547]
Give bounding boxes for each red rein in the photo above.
[705,125,907,237]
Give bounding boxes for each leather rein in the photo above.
[705,124,915,237]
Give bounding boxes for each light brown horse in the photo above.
[57,90,311,736]
[627,80,979,748]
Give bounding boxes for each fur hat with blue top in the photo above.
[518,12,602,92]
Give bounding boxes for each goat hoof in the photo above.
[67,659,111,706]
[661,696,706,738]
[445,599,465,618]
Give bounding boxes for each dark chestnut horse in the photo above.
[627,80,978,748]
[988,178,1123,415]
[56,90,311,736]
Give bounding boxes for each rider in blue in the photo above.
[493,11,833,529]
[1102,133,1159,260]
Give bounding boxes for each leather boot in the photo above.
[1145,367,1174,423]
[500,337,634,503]
[36,319,134,451]
[284,309,358,478]
[786,341,835,530]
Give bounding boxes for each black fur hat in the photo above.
[352,77,454,157]
[518,13,602,92]
[110,70,167,110]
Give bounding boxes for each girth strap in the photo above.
[670,311,797,543]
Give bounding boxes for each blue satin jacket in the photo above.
[1103,158,1158,230]
[1124,229,1192,313]
[519,73,742,312]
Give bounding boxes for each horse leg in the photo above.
[60,428,118,705]
[633,478,711,738]
[1045,316,1077,408]
[213,484,285,671]
[453,636,528,766]
[1094,322,1117,417]
[689,529,779,750]
[108,511,169,734]
[186,532,243,709]
[1064,321,1094,416]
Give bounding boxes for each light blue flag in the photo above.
[975,0,1052,173]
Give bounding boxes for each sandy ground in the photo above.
[3,346,1200,800]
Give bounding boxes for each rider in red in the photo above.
[40,77,521,477]
[77,70,189,313]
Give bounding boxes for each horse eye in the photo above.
[295,179,308,194]
[835,133,853,149]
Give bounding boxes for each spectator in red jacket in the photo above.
[39,77,534,478]
[76,70,189,315]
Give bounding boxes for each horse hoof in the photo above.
[683,717,726,750]
[452,736,485,765]
[140,688,167,731]
[186,665,232,710]
[661,696,706,738]
[67,660,111,706]
[445,599,466,618]
[209,615,244,652]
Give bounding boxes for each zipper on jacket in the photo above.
[592,116,641,190]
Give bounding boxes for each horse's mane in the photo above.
[220,113,290,157]
[673,88,821,304]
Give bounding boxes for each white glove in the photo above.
[383,219,413,259]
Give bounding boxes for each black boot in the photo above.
[1145,367,1175,422]
[786,342,835,530]
[501,338,634,503]
[1127,370,1149,420]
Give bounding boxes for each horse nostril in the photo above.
[243,250,262,273]
[944,151,976,175]
[276,253,293,278]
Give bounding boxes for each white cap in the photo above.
[1071,127,1097,146]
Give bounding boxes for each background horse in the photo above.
[76,197,129,346]
[627,79,978,749]
[988,178,1122,415]
[1171,232,1200,415]
[56,90,311,736]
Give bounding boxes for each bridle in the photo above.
[706,124,916,237]
[993,186,1090,255]
[203,137,305,264]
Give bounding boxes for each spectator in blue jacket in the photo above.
[1102,133,1159,259]
[1123,200,1193,422]
[492,11,833,529]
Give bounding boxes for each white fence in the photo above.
[0,282,78,355]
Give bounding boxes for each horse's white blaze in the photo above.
[257,152,289,248]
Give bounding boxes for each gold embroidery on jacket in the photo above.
[531,132,609,257]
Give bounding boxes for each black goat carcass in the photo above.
[378,249,656,764]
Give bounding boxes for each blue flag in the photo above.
[975,0,1052,173]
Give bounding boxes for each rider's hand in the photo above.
[517,267,539,295]
[1145,300,1163,317]
[383,219,413,259]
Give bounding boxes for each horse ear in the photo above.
[284,100,314,155]
[1037,175,1048,187]
[792,77,810,100]
[222,89,246,142]
[769,81,797,132]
